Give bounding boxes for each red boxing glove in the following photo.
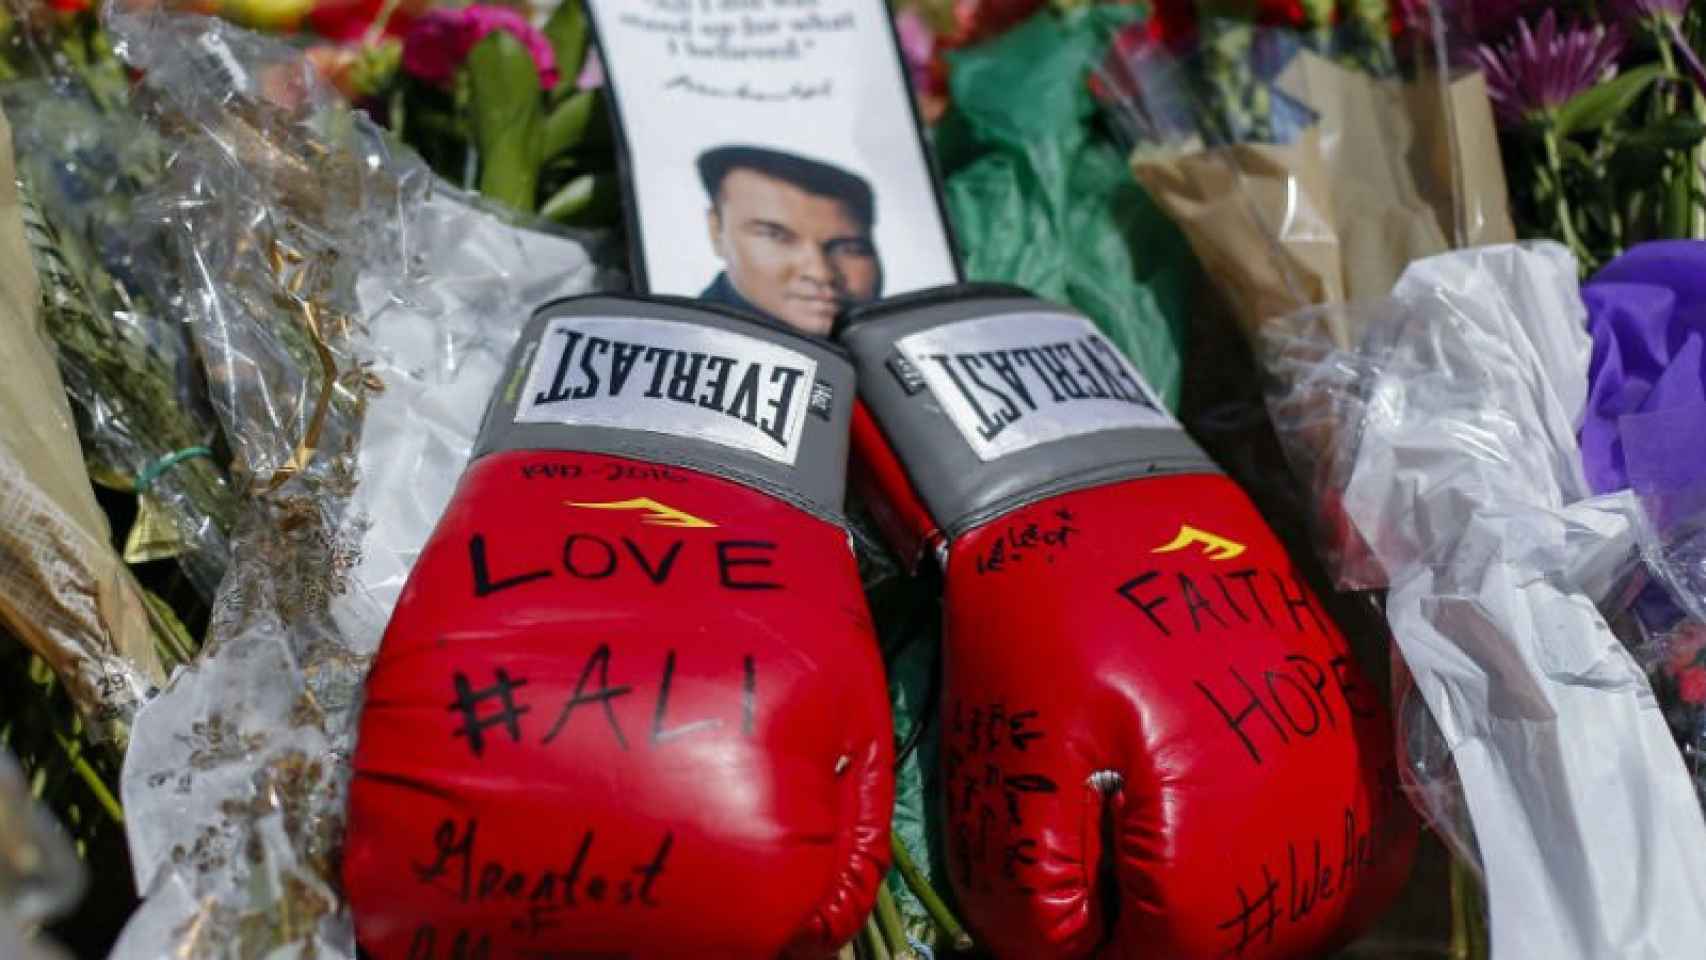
[345,296,893,958]
[840,288,1417,959]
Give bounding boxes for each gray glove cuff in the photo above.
[477,295,855,524]
[839,286,1217,539]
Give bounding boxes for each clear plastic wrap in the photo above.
[7,78,236,600]
[95,6,605,956]
[0,2,240,603]
[1084,2,1517,656]
[1606,404,1706,810]
[1261,242,1706,959]
[1094,9,1513,345]
[0,101,163,739]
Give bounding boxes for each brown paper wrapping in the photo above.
[0,105,164,737]
[1131,53,1513,349]
[1132,129,1344,342]
[1135,55,1515,602]
[1406,69,1516,250]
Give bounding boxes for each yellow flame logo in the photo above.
[1151,524,1246,562]
[565,497,717,529]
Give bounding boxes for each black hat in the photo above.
[697,145,876,230]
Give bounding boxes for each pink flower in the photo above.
[576,48,604,90]
[1399,0,1539,43]
[1680,665,1706,706]
[402,4,558,90]
[895,9,937,91]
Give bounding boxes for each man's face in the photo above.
[707,167,881,335]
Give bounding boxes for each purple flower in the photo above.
[1603,0,1706,101]
[1399,0,1539,44]
[1476,10,1627,128]
[402,5,560,90]
[1606,0,1693,23]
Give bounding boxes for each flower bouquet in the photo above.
[1467,0,1706,274]
[308,0,622,226]
[1093,0,1513,345]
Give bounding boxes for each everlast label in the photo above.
[896,312,1176,462]
[516,316,818,466]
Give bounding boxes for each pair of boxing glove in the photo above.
[342,287,1416,959]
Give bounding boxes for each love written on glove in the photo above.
[841,288,1418,960]
[344,297,894,958]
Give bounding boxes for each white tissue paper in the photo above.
[1327,243,1706,958]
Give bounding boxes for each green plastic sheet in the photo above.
[935,6,1196,409]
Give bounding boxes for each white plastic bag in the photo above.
[1264,243,1706,959]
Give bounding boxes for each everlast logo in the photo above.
[920,335,1158,443]
[531,328,808,451]
[895,311,1175,463]
[514,315,820,466]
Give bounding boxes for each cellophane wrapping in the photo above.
[91,6,606,956]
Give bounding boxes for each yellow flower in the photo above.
[220,0,316,32]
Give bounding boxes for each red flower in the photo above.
[1680,665,1706,706]
[944,0,1048,48]
[1150,0,1199,50]
[1257,0,1308,27]
[1668,624,1706,675]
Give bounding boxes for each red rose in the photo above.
[1680,666,1706,706]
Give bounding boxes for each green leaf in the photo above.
[542,89,597,159]
[1621,115,1706,151]
[539,172,621,225]
[467,31,545,212]
[388,86,407,142]
[1665,158,1693,236]
[577,91,614,151]
[544,0,589,98]
[1555,64,1664,137]
[1555,135,1595,169]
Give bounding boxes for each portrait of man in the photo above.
[697,145,884,336]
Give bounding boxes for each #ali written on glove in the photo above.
[344,297,895,958]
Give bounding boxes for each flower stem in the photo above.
[892,833,974,951]
[1449,853,1470,960]
[1541,125,1591,265]
[1666,17,1706,100]
[876,883,917,960]
[1448,854,1490,960]
[1671,18,1706,238]
[862,913,892,960]
[1654,17,1696,238]
[53,728,124,826]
